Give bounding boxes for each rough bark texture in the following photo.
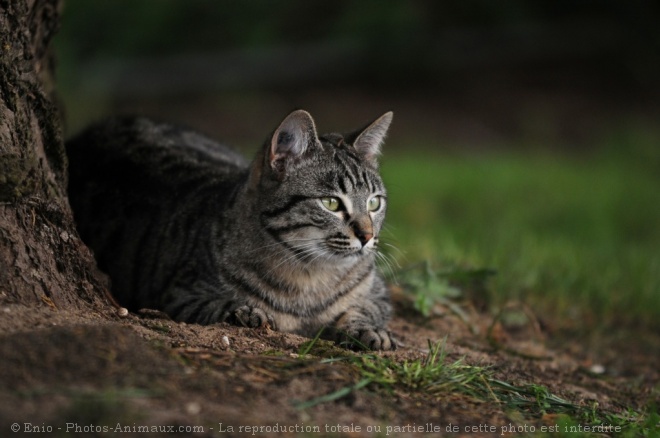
[0,0,108,310]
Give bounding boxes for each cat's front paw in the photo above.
[230,305,276,329]
[338,328,398,351]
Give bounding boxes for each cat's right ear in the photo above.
[268,110,319,177]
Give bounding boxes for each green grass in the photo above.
[295,339,659,436]
[380,150,660,329]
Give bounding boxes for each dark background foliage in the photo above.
[55,0,660,154]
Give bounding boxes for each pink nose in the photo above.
[355,230,373,246]
[350,219,374,247]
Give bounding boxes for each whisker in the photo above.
[247,237,325,253]
[375,250,399,284]
[264,245,320,277]
[256,239,321,259]
[381,223,399,234]
[382,241,406,257]
[304,250,330,271]
[285,247,326,277]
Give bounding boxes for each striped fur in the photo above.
[67,110,396,350]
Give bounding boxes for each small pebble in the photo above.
[221,335,230,348]
[589,364,606,375]
[185,402,201,415]
[117,307,129,317]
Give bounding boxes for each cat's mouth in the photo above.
[324,239,376,258]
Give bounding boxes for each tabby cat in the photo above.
[67,110,396,350]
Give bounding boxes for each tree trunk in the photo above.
[0,0,108,311]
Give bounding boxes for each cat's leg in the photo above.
[163,282,276,328]
[330,279,397,351]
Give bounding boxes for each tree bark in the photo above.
[0,0,108,311]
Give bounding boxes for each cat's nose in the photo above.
[351,221,374,247]
[355,230,374,246]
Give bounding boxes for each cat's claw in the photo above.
[231,305,276,330]
[339,328,398,351]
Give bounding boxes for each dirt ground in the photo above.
[0,288,658,437]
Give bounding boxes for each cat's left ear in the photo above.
[350,112,393,165]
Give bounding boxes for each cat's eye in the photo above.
[321,197,340,212]
[368,196,382,212]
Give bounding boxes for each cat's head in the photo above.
[250,110,393,264]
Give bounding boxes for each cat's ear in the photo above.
[269,109,319,174]
[351,112,393,164]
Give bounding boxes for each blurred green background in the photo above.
[55,1,660,332]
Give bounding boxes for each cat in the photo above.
[66,110,396,350]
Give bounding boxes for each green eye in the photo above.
[368,196,381,212]
[321,197,340,212]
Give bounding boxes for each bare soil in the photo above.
[0,289,657,437]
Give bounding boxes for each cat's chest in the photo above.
[245,259,375,332]
[275,256,371,297]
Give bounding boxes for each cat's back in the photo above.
[67,116,248,191]
[66,116,251,242]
